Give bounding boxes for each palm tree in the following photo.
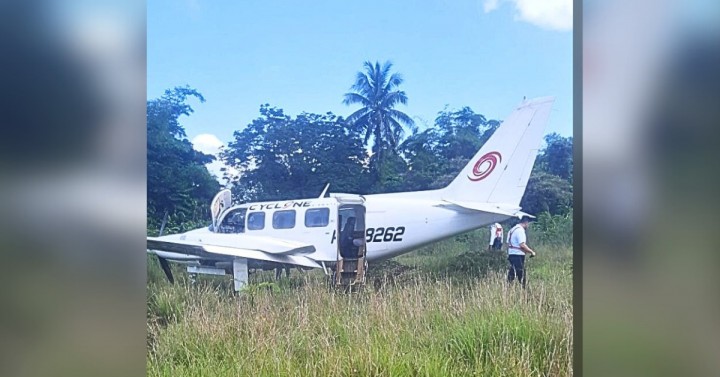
[343,61,415,155]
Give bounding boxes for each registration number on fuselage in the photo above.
[366,226,405,243]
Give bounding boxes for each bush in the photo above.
[445,250,507,278]
[531,210,573,248]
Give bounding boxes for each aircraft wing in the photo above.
[147,233,321,269]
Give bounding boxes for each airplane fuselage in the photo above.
[153,191,511,266]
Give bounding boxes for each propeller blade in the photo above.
[156,211,174,284]
[158,256,175,284]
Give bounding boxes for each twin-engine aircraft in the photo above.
[147,97,555,290]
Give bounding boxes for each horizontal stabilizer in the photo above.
[439,200,533,218]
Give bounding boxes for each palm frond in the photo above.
[381,90,409,108]
[389,109,415,128]
[346,107,370,124]
[344,60,412,153]
[385,72,403,91]
[364,120,376,145]
[363,61,375,75]
[343,92,370,106]
[380,61,393,81]
[351,72,371,93]
[387,117,406,147]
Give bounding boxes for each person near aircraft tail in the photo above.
[489,223,503,251]
[506,216,536,287]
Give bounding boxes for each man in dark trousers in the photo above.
[506,216,536,288]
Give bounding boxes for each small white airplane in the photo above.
[147,97,554,290]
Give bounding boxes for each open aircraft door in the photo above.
[333,195,367,290]
[210,189,232,231]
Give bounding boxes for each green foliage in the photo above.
[368,150,409,193]
[530,210,573,248]
[147,243,572,377]
[146,208,573,376]
[147,285,187,326]
[520,171,573,216]
[400,107,500,191]
[148,69,574,230]
[519,133,574,216]
[536,133,573,182]
[445,250,508,278]
[147,86,220,229]
[433,106,500,160]
[222,106,372,201]
[238,281,281,307]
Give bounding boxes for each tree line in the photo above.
[147,61,572,231]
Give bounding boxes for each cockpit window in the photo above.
[305,208,329,228]
[272,210,296,229]
[218,208,247,233]
[247,212,265,230]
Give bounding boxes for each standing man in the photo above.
[507,216,536,287]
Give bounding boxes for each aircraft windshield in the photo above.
[218,208,247,233]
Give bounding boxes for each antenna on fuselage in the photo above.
[318,182,330,198]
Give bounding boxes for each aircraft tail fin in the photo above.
[440,96,554,206]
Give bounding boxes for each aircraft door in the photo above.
[210,189,232,231]
[335,200,367,289]
[337,204,366,260]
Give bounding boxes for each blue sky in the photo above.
[148,0,572,162]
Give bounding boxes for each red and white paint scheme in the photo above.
[147,97,554,290]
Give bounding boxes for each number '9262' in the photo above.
[366,226,405,243]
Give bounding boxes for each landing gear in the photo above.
[233,258,249,291]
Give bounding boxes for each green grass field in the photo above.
[147,234,572,376]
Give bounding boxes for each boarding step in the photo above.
[334,257,367,289]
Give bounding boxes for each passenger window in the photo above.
[218,208,247,233]
[247,212,265,230]
[272,210,296,229]
[305,208,329,228]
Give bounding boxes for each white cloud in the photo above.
[483,0,500,13]
[482,0,573,31]
[192,133,223,155]
[191,134,239,184]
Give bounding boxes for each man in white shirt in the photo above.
[506,216,536,287]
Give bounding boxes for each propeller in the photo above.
[156,211,174,284]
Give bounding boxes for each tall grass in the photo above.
[147,244,572,376]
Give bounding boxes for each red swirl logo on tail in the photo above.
[467,151,502,181]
